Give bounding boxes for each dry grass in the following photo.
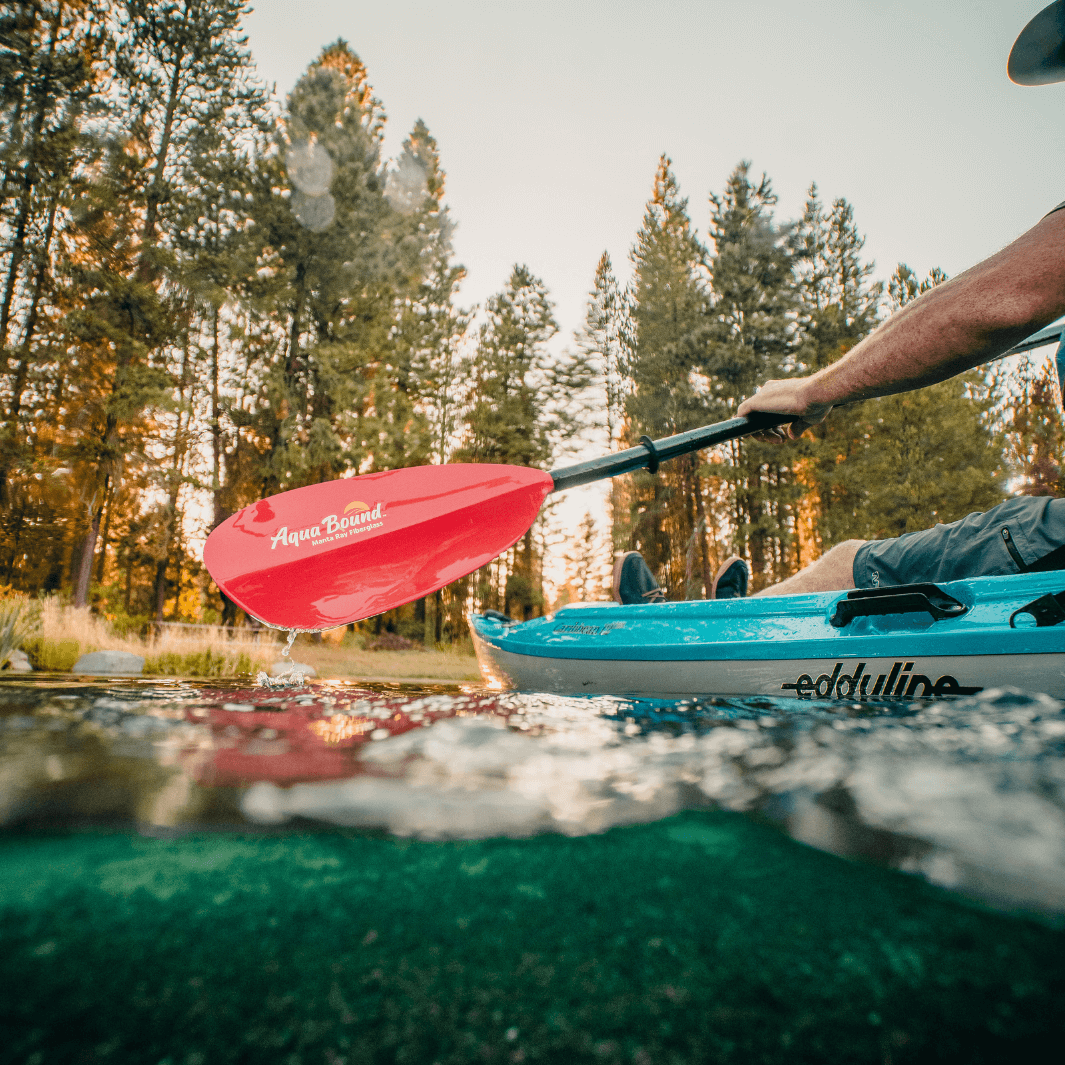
[283,634,481,683]
[22,599,279,677]
[15,597,480,682]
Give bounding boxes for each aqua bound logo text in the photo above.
[270,501,383,550]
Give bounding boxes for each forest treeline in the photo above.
[2,1,1062,643]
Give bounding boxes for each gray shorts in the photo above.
[852,496,1065,588]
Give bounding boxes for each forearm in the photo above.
[804,209,1065,408]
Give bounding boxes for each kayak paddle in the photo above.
[202,411,790,631]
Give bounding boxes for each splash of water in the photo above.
[254,630,306,689]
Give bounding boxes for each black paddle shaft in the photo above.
[549,411,792,492]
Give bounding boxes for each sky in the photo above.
[242,0,1065,350]
[239,1,1064,592]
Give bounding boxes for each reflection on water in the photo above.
[2,676,1064,917]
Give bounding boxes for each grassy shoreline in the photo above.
[10,598,480,682]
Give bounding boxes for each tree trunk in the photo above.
[0,196,60,507]
[124,550,134,612]
[3,506,25,582]
[94,481,112,584]
[0,1,63,369]
[0,2,36,199]
[73,475,106,608]
[153,558,167,622]
[423,592,437,649]
[210,304,224,528]
[691,459,713,597]
[137,36,184,277]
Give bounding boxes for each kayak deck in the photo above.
[468,572,1065,699]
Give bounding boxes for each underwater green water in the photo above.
[2,677,1065,1063]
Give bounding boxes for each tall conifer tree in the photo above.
[58,0,263,607]
[625,155,711,592]
[244,40,392,495]
[793,184,883,554]
[703,162,799,587]
[574,251,633,551]
[829,266,1004,539]
[457,264,578,618]
[372,118,466,471]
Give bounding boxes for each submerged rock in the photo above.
[72,650,145,675]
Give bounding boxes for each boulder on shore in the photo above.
[3,648,32,672]
[269,660,317,678]
[72,650,145,675]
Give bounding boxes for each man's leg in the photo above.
[752,540,866,597]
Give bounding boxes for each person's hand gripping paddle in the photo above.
[201,412,790,631]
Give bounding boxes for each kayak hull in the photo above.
[468,573,1065,700]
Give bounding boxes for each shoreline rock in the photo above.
[72,650,145,675]
[3,648,32,672]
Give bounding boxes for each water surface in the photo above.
[3,674,1063,918]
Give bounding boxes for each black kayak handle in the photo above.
[830,583,968,628]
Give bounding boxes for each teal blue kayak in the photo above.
[469,572,1065,699]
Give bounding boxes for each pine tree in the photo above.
[560,511,606,604]
[0,0,109,589]
[243,40,395,495]
[456,263,585,619]
[371,118,467,471]
[624,155,711,593]
[987,342,1064,498]
[574,251,633,551]
[828,266,1005,539]
[57,0,265,608]
[702,162,800,588]
[139,8,270,621]
[458,264,560,469]
[793,184,884,554]
[795,187,882,366]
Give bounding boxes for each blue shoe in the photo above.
[712,556,749,599]
[612,552,666,605]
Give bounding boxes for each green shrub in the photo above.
[108,612,151,638]
[22,637,84,672]
[143,649,256,678]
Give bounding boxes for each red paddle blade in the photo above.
[203,464,554,631]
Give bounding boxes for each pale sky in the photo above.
[235,1,1063,597]
[243,0,1064,349]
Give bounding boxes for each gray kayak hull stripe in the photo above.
[471,634,1065,699]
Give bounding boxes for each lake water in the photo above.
[3,674,1064,919]
[4,675,1065,1063]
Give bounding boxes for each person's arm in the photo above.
[737,207,1065,437]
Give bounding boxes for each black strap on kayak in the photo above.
[1010,590,1065,628]
[830,583,968,628]
[638,435,660,475]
